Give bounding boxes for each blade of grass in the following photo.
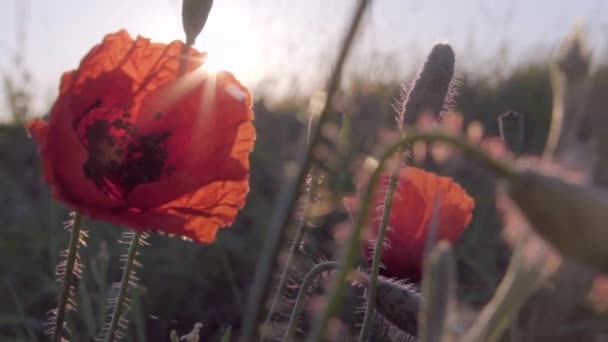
[419,241,456,342]
[461,245,544,342]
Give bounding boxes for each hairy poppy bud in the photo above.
[507,169,608,273]
[400,43,455,126]
[374,276,422,337]
[182,0,214,45]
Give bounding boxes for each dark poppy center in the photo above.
[81,112,174,199]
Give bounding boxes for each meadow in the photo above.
[2,1,608,341]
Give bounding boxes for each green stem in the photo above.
[283,262,339,342]
[264,168,319,339]
[308,132,514,341]
[358,167,398,341]
[54,212,82,342]
[105,232,142,342]
[240,1,369,339]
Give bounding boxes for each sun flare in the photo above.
[194,23,256,84]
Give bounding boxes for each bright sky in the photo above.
[1,0,607,119]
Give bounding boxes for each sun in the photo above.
[194,22,256,84]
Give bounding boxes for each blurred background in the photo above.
[1,0,608,341]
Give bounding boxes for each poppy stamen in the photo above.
[82,117,173,198]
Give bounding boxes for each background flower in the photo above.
[344,166,475,281]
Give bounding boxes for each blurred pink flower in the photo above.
[481,136,509,159]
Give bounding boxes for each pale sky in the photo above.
[1,0,607,119]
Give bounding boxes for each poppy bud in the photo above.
[400,43,455,126]
[507,169,608,273]
[182,0,214,45]
[374,276,421,337]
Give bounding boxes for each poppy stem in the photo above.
[283,261,339,342]
[240,0,370,340]
[357,166,398,341]
[53,212,84,342]
[178,43,193,76]
[262,172,314,337]
[263,105,322,335]
[308,132,514,341]
[104,232,145,342]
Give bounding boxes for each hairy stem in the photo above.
[263,170,316,338]
[105,232,142,342]
[54,212,83,342]
[308,132,513,341]
[358,170,398,341]
[283,261,339,342]
[240,1,369,339]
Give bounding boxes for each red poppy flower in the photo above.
[26,30,255,243]
[344,166,474,281]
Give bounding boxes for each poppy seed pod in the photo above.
[507,169,608,273]
[182,0,214,45]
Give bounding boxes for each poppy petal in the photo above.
[345,166,474,281]
[127,71,255,208]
